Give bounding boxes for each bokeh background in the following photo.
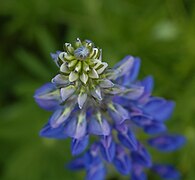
[0,0,194,179]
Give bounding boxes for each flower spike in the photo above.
[34,38,185,180]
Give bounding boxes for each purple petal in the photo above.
[148,134,186,152]
[34,83,61,111]
[39,123,67,139]
[152,164,180,179]
[71,136,89,156]
[100,135,116,162]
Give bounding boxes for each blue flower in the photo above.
[34,38,185,180]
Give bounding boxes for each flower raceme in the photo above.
[34,38,185,180]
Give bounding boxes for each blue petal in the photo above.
[88,117,110,136]
[113,144,131,175]
[108,103,129,124]
[84,145,101,169]
[131,162,147,180]
[143,97,175,121]
[39,123,67,139]
[131,114,152,127]
[34,83,61,111]
[148,134,186,152]
[137,76,154,103]
[86,162,106,180]
[50,51,62,67]
[67,157,85,170]
[117,125,138,150]
[131,143,152,167]
[71,136,89,156]
[113,56,140,85]
[125,85,144,100]
[143,97,165,112]
[121,57,141,86]
[100,135,116,162]
[49,107,72,128]
[143,121,167,134]
[152,164,181,179]
[128,57,141,83]
[64,113,87,139]
[112,96,131,107]
[131,171,147,180]
[84,146,106,180]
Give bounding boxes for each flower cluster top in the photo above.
[34,38,185,180]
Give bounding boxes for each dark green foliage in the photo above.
[0,0,194,179]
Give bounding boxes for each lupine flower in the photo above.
[34,38,185,180]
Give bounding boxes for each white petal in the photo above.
[80,73,88,84]
[61,85,76,101]
[69,71,79,82]
[93,60,102,69]
[99,79,114,88]
[75,61,82,72]
[60,63,70,73]
[91,87,102,100]
[88,68,99,79]
[59,52,66,61]
[52,74,69,85]
[96,62,108,74]
[68,60,78,68]
[64,53,75,61]
[98,49,102,61]
[75,38,82,47]
[83,62,90,72]
[78,93,87,109]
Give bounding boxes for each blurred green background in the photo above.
[0,0,194,179]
